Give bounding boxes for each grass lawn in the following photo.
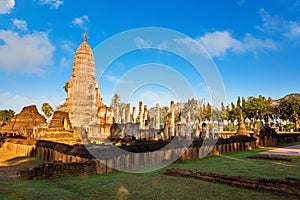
[0,146,299,200]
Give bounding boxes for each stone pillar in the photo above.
[138,101,143,128]
[164,116,169,140]
[170,101,175,137]
[155,103,160,129]
[186,110,191,140]
[126,103,131,123]
[131,106,136,123]
[121,109,125,124]
[143,105,148,128]
[116,106,120,124]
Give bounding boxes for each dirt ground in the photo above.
[0,149,45,179]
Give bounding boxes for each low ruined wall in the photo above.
[2,134,300,177]
[20,161,96,180]
[93,139,258,174]
[259,133,300,147]
[0,137,258,176]
[1,138,93,163]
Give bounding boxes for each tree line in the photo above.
[1,93,299,132]
[110,93,300,131]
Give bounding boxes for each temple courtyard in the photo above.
[0,143,299,200]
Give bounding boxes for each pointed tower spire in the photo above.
[83,28,87,41]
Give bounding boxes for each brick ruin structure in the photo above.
[0,32,115,144]
[44,32,115,144]
[0,105,47,138]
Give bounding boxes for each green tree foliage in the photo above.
[110,93,127,117]
[63,82,69,93]
[110,93,121,109]
[183,98,200,122]
[236,96,241,108]
[277,93,300,128]
[41,103,54,118]
[205,103,212,120]
[211,102,226,122]
[242,95,274,120]
[160,106,169,124]
[0,109,15,124]
[227,102,239,122]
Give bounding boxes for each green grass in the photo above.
[0,147,300,200]
[277,141,300,147]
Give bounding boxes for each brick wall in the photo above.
[20,161,96,180]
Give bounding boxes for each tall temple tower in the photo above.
[60,31,103,128]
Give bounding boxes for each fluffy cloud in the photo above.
[175,37,207,55]
[72,15,89,29]
[40,0,63,9]
[242,33,277,52]
[256,8,300,39]
[0,0,15,14]
[58,40,75,67]
[134,37,152,48]
[177,30,276,57]
[0,92,64,113]
[0,30,55,73]
[13,19,28,31]
[198,31,243,57]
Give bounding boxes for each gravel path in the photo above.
[259,144,300,156]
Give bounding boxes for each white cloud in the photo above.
[134,37,152,48]
[242,33,277,52]
[175,37,207,55]
[256,8,300,39]
[133,30,276,58]
[0,0,15,14]
[40,0,63,9]
[0,92,31,113]
[105,74,119,82]
[58,40,75,67]
[284,21,300,38]
[0,30,55,73]
[72,15,89,29]
[185,30,276,57]
[13,19,28,31]
[0,92,64,113]
[60,40,75,54]
[59,57,72,67]
[198,31,243,57]
[256,8,281,34]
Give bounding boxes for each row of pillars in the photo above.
[114,101,184,133]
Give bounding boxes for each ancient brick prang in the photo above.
[0,105,47,137]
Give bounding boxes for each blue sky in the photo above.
[0,0,300,113]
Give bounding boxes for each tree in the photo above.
[243,95,274,121]
[183,98,200,122]
[63,82,69,93]
[110,94,127,120]
[237,96,241,108]
[41,103,54,118]
[0,109,15,125]
[204,103,212,120]
[277,93,300,130]
[228,102,239,122]
[110,94,121,109]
